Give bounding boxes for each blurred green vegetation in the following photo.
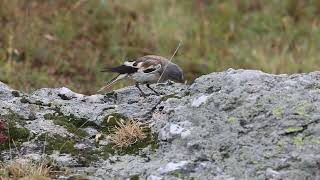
[1,0,320,94]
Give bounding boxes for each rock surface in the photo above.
[1,69,320,179]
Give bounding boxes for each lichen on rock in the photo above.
[1,69,320,179]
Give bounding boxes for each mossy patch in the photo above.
[169,170,195,180]
[100,113,127,133]
[116,131,158,155]
[39,134,76,154]
[130,175,140,180]
[52,119,88,138]
[0,119,33,150]
[1,111,27,125]
[101,128,158,156]
[43,109,97,138]
[39,110,158,165]
[100,114,159,155]
[0,113,34,150]
[38,133,111,166]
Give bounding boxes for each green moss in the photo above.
[99,132,156,156]
[272,106,283,118]
[169,170,194,179]
[77,148,111,166]
[130,175,140,180]
[39,134,76,154]
[284,127,304,134]
[2,111,26,125]
[101,113,127,133]
[117,132,158,155]
[44,110,97,138]
[38,133,112,166]
[53,119,88,138]
[40,111,158,165]
[0,121,33,150]
[101,114,159,155]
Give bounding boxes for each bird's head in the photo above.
[167,63,184,83]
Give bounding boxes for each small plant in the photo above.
[0,161,52,179]
[109,119,147,149]
[0,120,8,143]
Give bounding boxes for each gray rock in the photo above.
[1,69,320,179]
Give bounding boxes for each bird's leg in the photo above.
[135,83,146,97]
[146,84,160,95]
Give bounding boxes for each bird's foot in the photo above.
[166,80,174,85]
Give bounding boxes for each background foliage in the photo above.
[1,0,320,94]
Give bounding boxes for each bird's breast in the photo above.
[128,72,160,83]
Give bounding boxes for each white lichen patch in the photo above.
[157,161,190,174]
[84,94,105,103]
[191,94,208,107]
[169,124,184,135]
[159,121,192,140]
[25,118,69,136]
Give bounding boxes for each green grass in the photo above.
[1,0,320,94]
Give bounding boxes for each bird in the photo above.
[98,55,184,96]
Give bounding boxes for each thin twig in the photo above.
[11,139,21,157]
[157,41,182,83]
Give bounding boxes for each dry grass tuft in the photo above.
[0,160,52,180]
[109,119,147,149]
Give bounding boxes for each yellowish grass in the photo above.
[0,161,52,180]
[109,119,147,149]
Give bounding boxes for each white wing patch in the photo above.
[124,61,135,67]
[138,64,161,73]
[124,61,144,68]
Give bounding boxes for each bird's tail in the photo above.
[97,74,127,92]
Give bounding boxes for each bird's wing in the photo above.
[124,56,166,73]
[102,64,138,74]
